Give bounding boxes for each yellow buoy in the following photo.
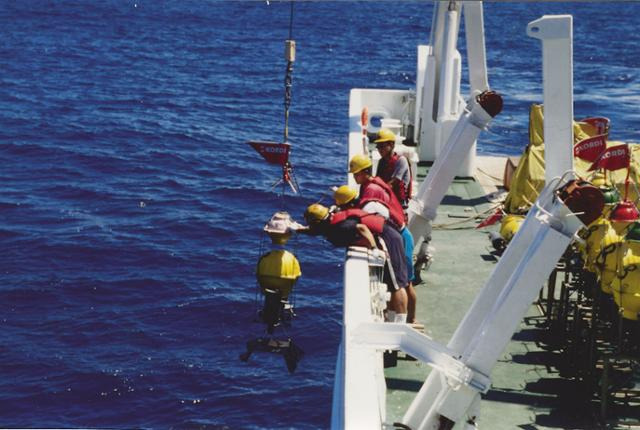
[596,222,627,294]
[611,224,640,320]
[256,249,301,299]
[582,213,612,273]
[499,214,525,242]
[580,187,621,268]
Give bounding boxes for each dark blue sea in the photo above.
[1,1,639,428]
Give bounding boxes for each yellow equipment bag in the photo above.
[504,104,640,214]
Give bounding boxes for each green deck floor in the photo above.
[384,168,610,429]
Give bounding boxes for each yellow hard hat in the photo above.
[374,128,396,144]
[304,203,329,223]
[349,154,372,174]
[334,185,357,206]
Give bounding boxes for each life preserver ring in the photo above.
[366,109,391,132]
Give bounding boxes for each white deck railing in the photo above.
[330,247,387,428]
[332,88,414,428]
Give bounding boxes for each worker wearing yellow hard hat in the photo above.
[303,203,330,224]
[347,149,418,324]
[373,128,396,144]
[349,154,405,227]
[370,129,416,322]
[302,201,409,320]
[374,128,412,209]
[349,153,373,175]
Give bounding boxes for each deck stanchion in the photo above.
[600,355,610,421]
[546,268,557,320]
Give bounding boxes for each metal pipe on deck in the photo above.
[408,91,502,252]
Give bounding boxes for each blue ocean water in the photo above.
[0,1,639,428]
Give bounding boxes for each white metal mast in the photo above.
[410,1,498,265]
[414,1,489,176]
[528,15,575,183]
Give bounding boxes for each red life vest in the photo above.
[359,177,406,228]
[330,208,385,234]
[377,152,412,204]
[330,209,385,247]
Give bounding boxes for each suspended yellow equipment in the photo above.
[256,248,301,336]
[240,1,305,375]
[256,249,301,299]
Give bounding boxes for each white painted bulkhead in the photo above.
[347,88,419,189]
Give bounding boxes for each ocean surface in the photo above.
[1,1,639,428]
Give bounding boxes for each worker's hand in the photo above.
[288,220,305,231]
[293,225,311,233]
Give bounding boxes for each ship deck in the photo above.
[384,156,638,429]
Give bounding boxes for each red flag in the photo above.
[581,117,610,135]
[588,144,630,171]
[476,209,503,229]
[574,134,606,162]
[248,141,290,166]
